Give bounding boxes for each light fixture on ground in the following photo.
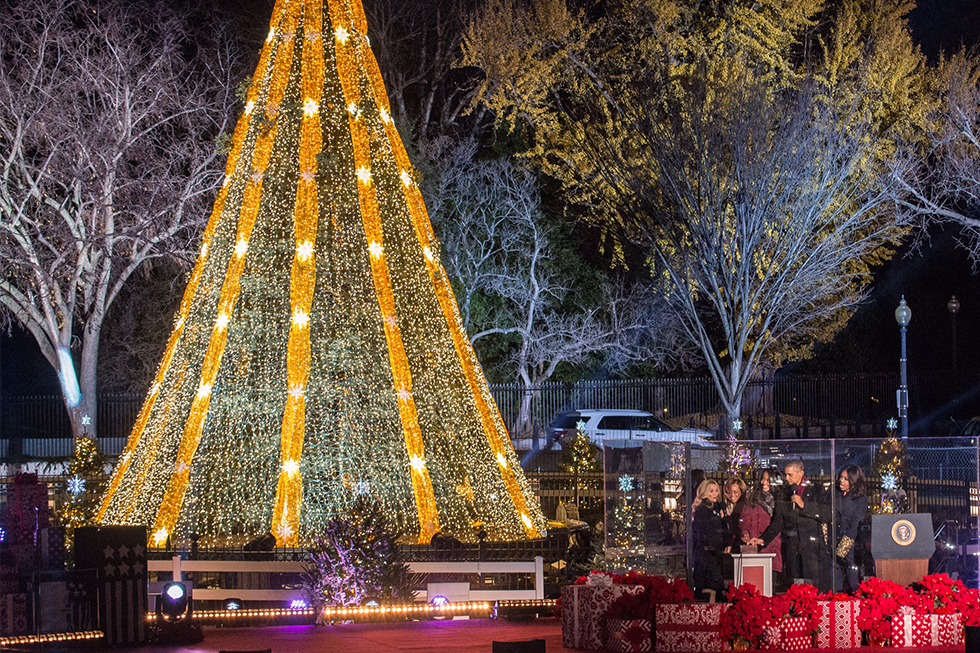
[157,582,191,623]
[894,296,912,439]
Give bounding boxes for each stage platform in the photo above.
[0,619,971,652]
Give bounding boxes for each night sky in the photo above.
[2,0,980,399]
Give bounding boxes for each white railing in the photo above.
[147,555,545,603]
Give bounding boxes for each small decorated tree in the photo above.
[873,432,909,514]
[303,500,416,622]
[56,436,108,560]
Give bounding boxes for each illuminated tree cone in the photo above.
[96,0,545,547]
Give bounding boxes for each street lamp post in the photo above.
[948,295,960,373]
[895,296,912,439]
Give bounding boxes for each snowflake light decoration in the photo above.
[886,418,898,431]
[732,419,743,432]
[67,476,85,495]
[881,473,898,491]
[619,475,635,492]
[575,420,587,432]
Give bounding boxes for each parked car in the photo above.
[546,409,717,447]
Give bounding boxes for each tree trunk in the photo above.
[75,320,101,440]
[516,382,535,438]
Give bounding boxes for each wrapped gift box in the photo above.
[561,584,645,649]
[776,616,811,651]
[607,618,653,652]
[0,593,29,636]
[655,603,728,653]
[814,599,861,649]
[891,613,962,647]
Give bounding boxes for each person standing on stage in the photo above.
[748,459,832,590]
[835,465,868,593]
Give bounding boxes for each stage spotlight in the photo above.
[289,599,309,610]
[157,582,191,623]
[430,595,450,607]
[225,598,242,611]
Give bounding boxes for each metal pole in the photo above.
[899,324,908,439]
[951,311,957,374]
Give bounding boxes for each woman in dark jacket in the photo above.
[835,465,868,593]
[692,480,731,600]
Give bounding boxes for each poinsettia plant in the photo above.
[856,577,913,642]
[720,584,782,648]
[783,583,820,634]
[912,573,965,614]
[959,588,980,627]
[606,592,653,621]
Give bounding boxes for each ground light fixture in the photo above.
[157,582,191,622]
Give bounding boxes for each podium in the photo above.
[731,553,776,596]
[870,513,933,587]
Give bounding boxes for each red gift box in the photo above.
[561,584,646,649]
[814,599,861,649]
[777,616,811,651]
[891,612,963,647]
[655,603,729,653]
[607,618,653,652]
[0,593,29,636]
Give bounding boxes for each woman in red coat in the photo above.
[739,470,782,573]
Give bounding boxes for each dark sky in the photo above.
[2,0,980,399]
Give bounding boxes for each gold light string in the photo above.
[96,1,290,525]
[358,18,541,538]
[149,4,301,545]
[270,0,326,547]
[327,0,440,541]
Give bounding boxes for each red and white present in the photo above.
[561,584,646,649]
[814,600,861,649]
[607,618,653,652]
[0,593,29,636]
[776,616,811,651]
[655,603,729,653]
[891,613,962,647]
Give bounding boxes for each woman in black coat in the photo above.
[835,465,868,593]
[692,480,731,600]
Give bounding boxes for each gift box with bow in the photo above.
[561,584,646,649]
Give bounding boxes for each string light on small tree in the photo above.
[873,427,908,514]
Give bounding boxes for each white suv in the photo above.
[546,409,717,447]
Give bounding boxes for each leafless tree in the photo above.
[423,138,682,436]
[365,0,485,142]
[892,50,980,262]
[618,82,909,427]
[0,0,242,438]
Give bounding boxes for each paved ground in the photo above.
[119,619,568,653]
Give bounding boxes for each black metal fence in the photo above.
[2,372,979,452]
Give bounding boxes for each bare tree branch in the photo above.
[0,0,243,437]
[422,138,683,436]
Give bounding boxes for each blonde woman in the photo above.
[692,480,730,600]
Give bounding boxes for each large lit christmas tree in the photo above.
[96,0,545,547]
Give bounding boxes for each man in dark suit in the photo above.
[748,459,832,591]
